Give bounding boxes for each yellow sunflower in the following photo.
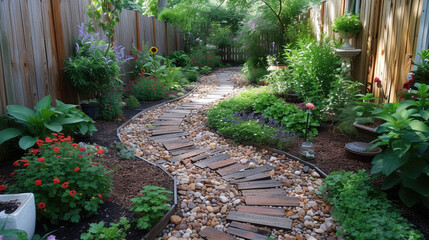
[150,46,158,54]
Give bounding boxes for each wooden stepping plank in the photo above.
[194,154,231,168]
[151,129,183,136]
[236,206,284,217]
[165,109,191,113]
[163,141,194,151]
[205,95,224,99]
[241,189,285,196]
[229,222,271,236]
[161,113,187,118]
[208,158,236,169]
[223,165,274,180]
[181,103,203,107]
[191,99,216,104]
[151,121,182,126]
[148,132,188,141]
[153,137,181,144]
[169,148,208,162]
[177,106,202,110]
[199,227,236,240]
[158,116,185,121]
[149,126,181,131]
[245,196,300,207]
[227,227,268,240]
[226,212,292,230]
[170,147,198,156]
[230,173,271,183]
[237,180,283,190]
[191,148,227,161]
[217,163,248,176]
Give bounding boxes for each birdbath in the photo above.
[335,48,361,72]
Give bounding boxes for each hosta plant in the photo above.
[130,185,172,229]
[8,135,112,223]
[371,83,429,208]
[0,95,96,150]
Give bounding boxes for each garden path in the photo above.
[120,69,336,240]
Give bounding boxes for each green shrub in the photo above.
[0,95,96,150]
[98,88,123,121]
[125,96,140,109]
[113,141,136,160]
[332,13,362,34]
[371,83,429,208]
[183,67,199,82]
[241,57,268,83]
[8,138,112,223]
[130,185,172,229]
[167,51,190,67]
[131,76,166,101]
[80,217,130,240]
[199,66,212,75]
[352,93,379,124]
[189,48,221,68]
[318,170,423,239]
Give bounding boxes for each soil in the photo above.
[0,199,20,214]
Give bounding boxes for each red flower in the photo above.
[51,133,58,136]
[13,161,19,166]
[38,202,46,209]
[79,148,86,151]
[35,180,42,186]
[95,145,99,148]
[53,147,60,153]
[69,190,77,196]
[72,143,79,147]
[374,77,381,83]
[36,140,44,147]
[92,163,98,166]
[23,162,30,167]
[86,152,91,156]
[10,172,15,175]
[45,137,53,143]
[403,80,412,90]
[137,192,143,197]
[96,149,104,154]
[74,167,80,172]
[0,184,5,191]
[62,182,69,188]
[306,103,315,110]
[32,149,39,155]
[52,138,58,142]
[53,178,60,184]
[98,193,102,198]
[38,157,45,163]
[78,154,82,158]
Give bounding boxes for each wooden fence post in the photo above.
[152,17,156,47]
[136,12,140,47]
[165,21,169,55]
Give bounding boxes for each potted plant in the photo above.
[0,193,36,240]
[332,13,362,49]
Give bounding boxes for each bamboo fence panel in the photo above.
[310,0,424,103]
[0,0,184,115]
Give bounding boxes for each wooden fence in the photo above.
[0,0,184,115]
[309,0,425,103]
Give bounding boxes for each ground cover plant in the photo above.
[318,170,424,239]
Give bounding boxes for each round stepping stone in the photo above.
[345,142,382,156]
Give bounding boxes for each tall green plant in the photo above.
[371,83,429,208]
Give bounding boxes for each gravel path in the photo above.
[119,69,338,240]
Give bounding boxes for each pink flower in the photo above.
[306,103,315,110]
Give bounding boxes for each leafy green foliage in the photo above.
[130,76,166,101]
[131,44,169,80]
[80,217,130,240]
[98,88,124,121]
[370,83,429,208]
[125,96,140,109]
[412,49,429,87]
[318,170,423,239]
[332,13,362,34]
[182,67,199,82]
[199,66,212,75]
[352,93,379,124]
[189,48,221,68]
[241,57,268,83]
[8,138,112,223]
[130,185,172,229]
[168,51,191,67]
[113,141,136,160]
[0,96,96,150]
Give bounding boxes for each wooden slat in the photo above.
[236,206,284,217]
[241,188,285,196]
[151,120,182,126]
[153,137,180,144]
[148,126,181,131]
[236,180,283,190]
[164,141,194,151]
[199,227,236,240]
[158,116,185,121]
[229,221,271,235]
[160,113,187,118]
[191,148,227,161]
[226,227,268,240]
[170,147,199,156]
[194,154,231,168]
[230,173,271,183]
[207,158,236,169]
[223,165,274,180]
[169,148,208,162]
[217,163,248,176]
[244,196,300,207]
[226,212,292,229]
[148,132,188,141]
[151,129,184,136]
[165,109,191,114]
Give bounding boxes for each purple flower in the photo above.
[251,23,256,30]
[196,38,200,41]
[68,57,72,62]
[75,43,80,53]
[272,42,275,48]
[47,235,56,240]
